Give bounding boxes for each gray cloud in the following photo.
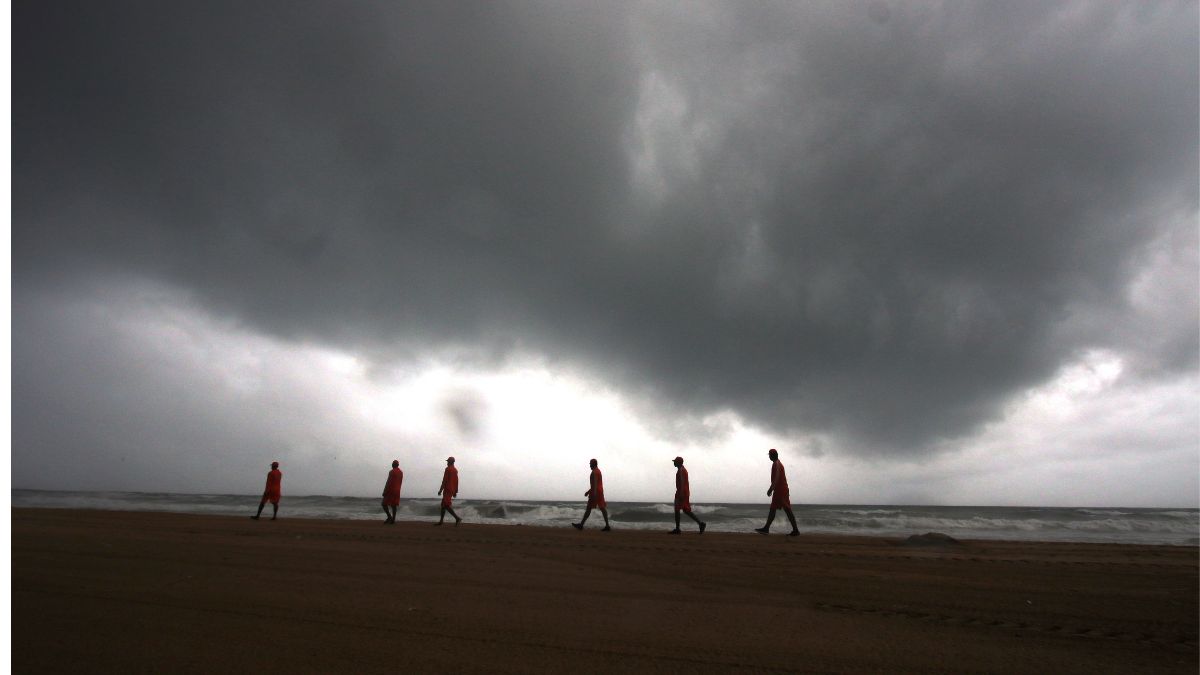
[14,1,1198,460]
[442,388,488,441]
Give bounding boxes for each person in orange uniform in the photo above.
[251,461,282,520]
[670,456,706,534]
[381,459,404,524]
[436,456,462,526]
[756,448,799,536]
[572,458,611,531]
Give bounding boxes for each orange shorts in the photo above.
[441,494,454,508]
[770,492,790,509]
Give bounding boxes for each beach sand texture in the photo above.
[13,508,1198,673]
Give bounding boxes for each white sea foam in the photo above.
[12,491,1198,545]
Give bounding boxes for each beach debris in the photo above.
[903,532,962,547]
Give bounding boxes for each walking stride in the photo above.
[572,458,611,531]
[251,461,282,520]
[381,459,404,524]
[756,449,799,536]
[670,456,705,534]
[437,456,462,526]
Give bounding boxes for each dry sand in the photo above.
[12,508,1198,673]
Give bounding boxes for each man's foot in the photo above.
[669,528,681,535]
[572,523,583,530]
[455,517,462,526]
[699,522,707,534]
[755,527,769,535]
[250,515,259,520]
[601,525,611,532]
[788,530,800,537]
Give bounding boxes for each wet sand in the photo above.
[12,508,1198,673]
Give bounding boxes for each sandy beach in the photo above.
[12,508,1197,673]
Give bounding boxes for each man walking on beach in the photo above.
[756,449,799,536]
[573,458,611,531]
[251,461,282,520]
[437,456,462,526]
[671,456,706,534]
[381,459,404,524]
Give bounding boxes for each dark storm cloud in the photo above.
[14,1,1198,455]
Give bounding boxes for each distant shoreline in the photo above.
[12,489,1199,546]
[12,487,1198,510]
[8,505,1193,549]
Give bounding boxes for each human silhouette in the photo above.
[670,456,706,534]
[572,458,611,531]
[381,459,404,524]
[251,461,282,520]
[756,449,799,536]
[436,456,462,526]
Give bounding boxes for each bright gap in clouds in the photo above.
[12,279,782,501]
[12,279,1197,507]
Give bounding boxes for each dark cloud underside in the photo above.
[14,1,1199,454]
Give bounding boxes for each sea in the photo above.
[11,490,1198,546]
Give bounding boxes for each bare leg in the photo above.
[446,507,461,525]
[252,499,266,519]
[783,507,799,535]
[683,511,704,532]
[756,509,777,534]
[671,509,682,533]
[600,508,611,531]
[382,501,392,523]
[270,502,278,520]
[574,506,592,530]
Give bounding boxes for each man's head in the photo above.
[589,458,598,468]
[673,456,684,468]
[392,460,400,468]
[271,461,279,469]
[767,448,778,461]
[446,456,455,465]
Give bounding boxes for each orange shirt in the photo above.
[441,466,458,496]
[771,460,789,496]
[675,466,690,503]
[383,467,404,501]
[590,468,605,501]
[264,469,282,498]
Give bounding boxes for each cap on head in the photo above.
[392,459,399,467]
[446,456,455,463]
[673,456,684,464]
[271,461,279,469]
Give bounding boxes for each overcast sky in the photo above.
[12,1,1198,506]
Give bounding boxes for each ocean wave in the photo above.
[12,491,1197,545]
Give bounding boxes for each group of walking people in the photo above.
[252,448,801,536]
